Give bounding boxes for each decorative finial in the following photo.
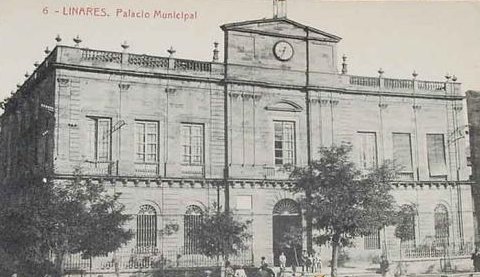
[452,75,457,82]
[378,68,384,77]
[73,35,82,47]
[10,90,15,95]
[24,71,30,78]
[212,42,219,62]
[34,61,40,67]
[55,34,62,44]
[121,41,129,51]
[445,72,451,81]
[412,70,418,79]
[16,83,21,88]
[44,47,51,54]
[341,54,348,75]
[167,46,176,57]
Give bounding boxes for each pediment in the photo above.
[265,100,303,112]
[221,18,341,43]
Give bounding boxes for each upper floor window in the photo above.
[86,117,111,161]
[393,133,414,179]
[181,123,204,165]
[135,121,158,163]
[426,134,447,177]
[274,121,295,165]
[358,132,377,170]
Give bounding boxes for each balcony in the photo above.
[181,164,205,178]
[134,162,160,177]
[82,160,117,176]
[53,46,222,79]
[346,74,461,96]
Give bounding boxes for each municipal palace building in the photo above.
[0,2,476,275]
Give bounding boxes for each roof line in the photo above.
[220,17,342,42]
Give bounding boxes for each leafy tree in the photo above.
[0,167,133,277]
[393,203,417,277]
[394,203,417,243]
[192,206,252,262]
[289,143,397,277]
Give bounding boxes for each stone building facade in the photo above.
[0,16,475,274]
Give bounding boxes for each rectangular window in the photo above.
[135,121,158,162]
[236,195,253,210]
[393,133,413,174]
[181,123,204,165]
[426,134,447,176]
[86,117,111,161]
[358,132,377,170]
[274,121,295,165]
[364,230,381,250]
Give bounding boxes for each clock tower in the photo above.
[220,16,342,87]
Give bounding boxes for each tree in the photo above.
[289,143,397,277]
[393,203,417,277]
[192,206,251,262]
[0,167,133,277]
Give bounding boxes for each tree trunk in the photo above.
[53,251,65,277]
[331,234,340,277]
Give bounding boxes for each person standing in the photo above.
[225,261,235,277]
[313,251,322,273]
[279,252,287,272]
[380,255,390,277]
[472,248,480,272]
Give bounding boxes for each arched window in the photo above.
[137,204,157,249]
[184,205,203,254]
[434,204,449,244]
[273,198,300,216]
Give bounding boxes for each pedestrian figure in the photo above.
[261,256,267,266]
[380,255,390,277]
[257,263,275,277]
[225,260,235,277]
[313,251,322,273]
[306,252,314,273]
[279,252,287,271]
[472,248,480,272]
[301,250,308,273]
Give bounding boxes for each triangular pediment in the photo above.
[221,18,341,43]
[265,100,303,112]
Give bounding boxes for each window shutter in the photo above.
[86,118,95,160]
[427,134,447,176]
[393,133,413,172]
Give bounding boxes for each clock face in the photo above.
[273,41,294,61]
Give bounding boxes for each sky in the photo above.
[0,0,479,102]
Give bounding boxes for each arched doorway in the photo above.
[272,199,302,267]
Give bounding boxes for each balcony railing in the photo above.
[134,162,160,177]
[81,49,122,63]
[384,78,413,90]
[348,75,451,93]
[349,75,380,87]
[83,160,117,176]
[181,164,205,177]
[128,54,169,69]
[417,80,445,91]
[77,48,213,73]
[174,59,211,72]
